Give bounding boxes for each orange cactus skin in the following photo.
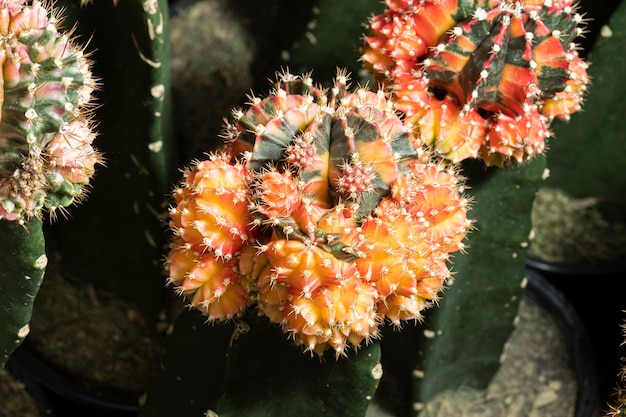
[166,247,250,320]
[257,236,380,356]
[407,98,486,163]
[541,52,589,121]
[252,167,303,221]
[362,0,589,165]
[481,108,550,165]
[170,153,256,259]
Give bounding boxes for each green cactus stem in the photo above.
[44,0,176,318]
[410,155,546,414]
[215,315,382,417]
[0,218,46,369]
[542,0,626,224]
[139,311,382,417]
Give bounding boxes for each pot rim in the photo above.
[526,255,626,277]
[9,340,139,413]
[525,268,599,417]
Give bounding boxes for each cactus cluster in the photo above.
[362,0,589,165]
[166,71,471,357]
[0,0,99,224]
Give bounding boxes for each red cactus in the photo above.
[362,0,589,165]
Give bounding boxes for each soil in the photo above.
[529,187,626,265]
[367,292,587,417]
[27,268,166,396]
[0,368,43,417]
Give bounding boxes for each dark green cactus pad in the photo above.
[408,156,546,413]
[544,0,626,224]
[0,218,46,369]
[138,309,234,417]
[215,315,381,417]
[140,312,381,417]
[284,0,384,83]
[44,0,176,318]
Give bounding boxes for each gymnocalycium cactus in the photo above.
[144,1,588,416]
[1,0,175,385]
[0,0,99,223]
[166,70,471,357]
[362,0,589,165]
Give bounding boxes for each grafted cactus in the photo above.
[362,0,589,165]
[166,71,471,357]
[0,0,97,369]
[0,0,176,400]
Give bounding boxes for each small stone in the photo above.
[533,387,559,408]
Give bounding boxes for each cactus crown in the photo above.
[231,70,421,218]
[362,0,589,165]
[0,0,100,223]
[166,70,471,357]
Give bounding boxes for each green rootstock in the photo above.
[140,312,381,417]
[410,156,547,413]
[215,316,381,417]
[45,0,176,318]
[0,218,46,369]
[138,309,234,417]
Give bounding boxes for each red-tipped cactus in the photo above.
[166,71,471,357]
[0,0,99,223]
[362,0,589,165]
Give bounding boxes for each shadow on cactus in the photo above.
[165,70,472,358]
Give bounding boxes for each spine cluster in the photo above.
[0,0,99,223]
[166,71,471,356]
[362,0,589,165]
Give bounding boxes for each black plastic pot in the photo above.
[525,268,599,417]
[9,341,139,417]
[527,256,626,413]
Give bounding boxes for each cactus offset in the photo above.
[362,0,589,165]
[0,0,99,223]
[167,153,256,320]
[166,71,471,357]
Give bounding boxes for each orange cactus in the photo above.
[166,71,471,356]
